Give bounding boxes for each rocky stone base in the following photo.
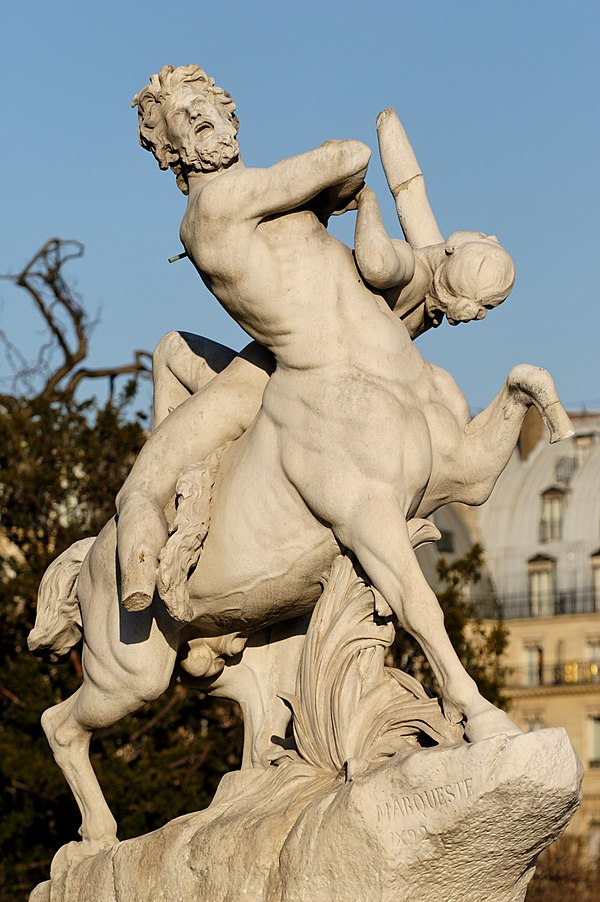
[30,727,581,902]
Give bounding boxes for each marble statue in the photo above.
[28,65,582,901]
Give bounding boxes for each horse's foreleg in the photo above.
[42,688,119,877]
[456,364,573,505]
[43,633,178,875]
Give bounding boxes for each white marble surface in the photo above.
[28,65,580,896]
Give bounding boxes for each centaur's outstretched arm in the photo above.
[217,140,371,222]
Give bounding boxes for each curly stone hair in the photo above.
[132,65,240,194]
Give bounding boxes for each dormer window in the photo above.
[539,487,565,543]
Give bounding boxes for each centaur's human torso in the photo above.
[180,173,471,634]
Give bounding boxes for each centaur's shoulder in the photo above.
[191,168,267,225]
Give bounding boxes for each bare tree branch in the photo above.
[0,328,36,394]
[0,239,151,402]
[63,351,153,396]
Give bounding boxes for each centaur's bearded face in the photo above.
[163,83,240,173]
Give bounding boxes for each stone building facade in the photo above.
[475,408,600,855]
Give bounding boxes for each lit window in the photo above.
[525,646,543,686]
[563,661,580,683]
[528,557,556,616]
[539,489,565,543]
[587,641,600,683]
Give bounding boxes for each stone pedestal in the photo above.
[31,727,581,902]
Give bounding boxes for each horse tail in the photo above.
[27,536,96,662]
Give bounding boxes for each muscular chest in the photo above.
[257,210,330,267]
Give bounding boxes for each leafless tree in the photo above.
[0,238,151,404]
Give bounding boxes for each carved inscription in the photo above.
[376,778,474,846]
[389,825,428,847]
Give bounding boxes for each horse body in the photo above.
[184,419,338,634]
[31,335,573,873]
[175,346,470,631]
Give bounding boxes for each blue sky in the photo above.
[1,1,598,412]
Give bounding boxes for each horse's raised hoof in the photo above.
[508,364,574,444]
[50,837,118,878]
[544,402,575,444]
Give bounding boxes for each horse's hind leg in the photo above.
[456,364,573,505]
[334,491,520,743]
[507,364,573,442]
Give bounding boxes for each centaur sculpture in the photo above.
[29,64,573,869]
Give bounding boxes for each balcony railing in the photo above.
[506,658,600,689]
[478,587,600,620]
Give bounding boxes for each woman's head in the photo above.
[428,231,515,325]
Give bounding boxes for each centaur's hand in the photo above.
[329,172,366,215]
[302,140,368,221]
[310,171,365,221]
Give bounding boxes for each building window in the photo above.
[554,455,577,485]
[525,646,544,686]
[524,714,545,732]
[575,433,594,466]
[539,489,565,543]
[590,822,600,865]
[437,530,454,553]
[592,553,600,610]
[590,717,600,768]
[586,641,600,684]
[563,661,580,683]
[528,557,556,616]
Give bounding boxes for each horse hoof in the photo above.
[50,838,117,878]
[181,642,225,678]
[544,402,575,444]
[508,364,574,444]
[464,706,522,743]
